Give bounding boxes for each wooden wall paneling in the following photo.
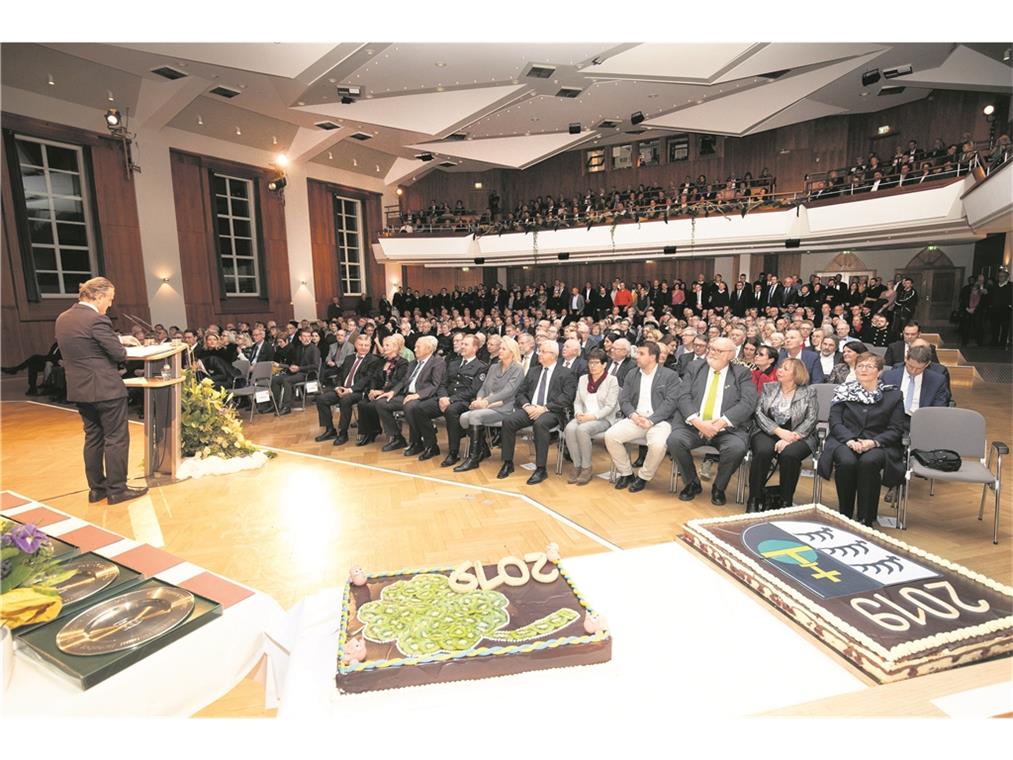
[169,150,217,329]
[307,180,338,317]
[256,179,294,323]
[402,266,483,294]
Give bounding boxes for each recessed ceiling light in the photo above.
[327,151,333,160]
[107,90,115,102]
[297,101,305,106]
[47,73,54,86]
[235,126,242,136]
[197,115,204,126]
[435,62,447,67]
[272,136,278,145]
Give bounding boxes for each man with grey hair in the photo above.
[517,332,536,375]
[560,338,587,376]
[374,335,446,453]
[606,338,634,386]
[55,276,147,504]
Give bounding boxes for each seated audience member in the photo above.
[498,341,577,485]
[453,336,526,472]
[2,340,61,396]
[827,340,868,384]
[817,354,907,527]
[605,338,635,385]
[517,332,537,375]
[881,344,950,413]
[676,334,709,378]
[245,326,274,366]
[321,328,353,385]
[747,358,818,512]
[883,321,938,366]
[407,334,488,466]
[313,334,381,445]
[668,337,758,505]
[603,342,681,493]
[269,328,321,415]
[564,348,620,485]
[355,334,410,446]
[908,337,952,396]
[559,338,588,375]
[374,336,446,453]
[751,345,779,392]
[272,334,292,367]
[811,335,842,384]
[777,328,819,379]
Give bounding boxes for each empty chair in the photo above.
[901,407,1008,544]
[229,362,277,421]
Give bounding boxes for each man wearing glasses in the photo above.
[667,337,758,505]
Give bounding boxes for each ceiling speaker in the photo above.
[861,69,881,87]
[568,123,581,134]
[784,239,801,249]
[630,111,645,125]
[663,245,677,255]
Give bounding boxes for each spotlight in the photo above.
[630,111,645,125]
[267,176,287,192]
[861,69,881,87]
[882,65,913,79]
[275,153,289,168]
[984,104,996,117]
[568,123,581,134]
[395,187,404,196]
[105,108,122,128]
[340,96,356,105]
[416,153,434,162]
[663,245,677,255]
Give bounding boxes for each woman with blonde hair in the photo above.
[454,335,525,472]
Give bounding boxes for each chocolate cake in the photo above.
[684,504,1013,683]
[335,553,611,693]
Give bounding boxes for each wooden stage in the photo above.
[1,373,1010,718]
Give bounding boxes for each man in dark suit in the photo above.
[54,277,147,504]
[497,341,577,485]
[762,276,783,310]
[883,321,938,366]
[406,334,487,466]
[605,338,635,386]
[811,335,843,384]
[375,336,446,453]
[882,345,950,413]
[559,339,588,376]
[729,281,752,317]
[271,328,321,415]
[603,342,681,493]
[689,283,707,317]
[989,269,1011,347]
[676,335,709,378]
[667,337,758,505]
[314,334,382,445]
[777,328,820,379]
[245,326,275,365]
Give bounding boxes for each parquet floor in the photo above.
[1,372,1011,718]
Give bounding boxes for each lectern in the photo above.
[123,343,187,479]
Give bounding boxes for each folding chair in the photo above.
[229,362,278,421]
[900,407,1008,544]
[291,362,322,410]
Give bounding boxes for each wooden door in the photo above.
[898,268,963,327]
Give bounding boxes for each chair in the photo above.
[229,362,278,421]
[900,407,1008,544]
[590,432,678,493]
[464,418,566,476]
[866,345,888,358]
[232,357,251,382]
[672,444,745,502]
[291,362,322,410]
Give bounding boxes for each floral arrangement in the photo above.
[181,370,272,460]
[0,519,73,629]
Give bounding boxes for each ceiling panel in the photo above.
[166,96,300,153]
[115,43,339,80]
[894,44,1013,91]
[584,43,758,81]
[713,42,887,83]
[746,98,849,134]
[409,131,595,169]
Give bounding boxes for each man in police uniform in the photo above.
[405,334,488,466]
[54,276,147,504]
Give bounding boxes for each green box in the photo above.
[17,578,222,690]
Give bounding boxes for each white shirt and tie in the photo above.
[531,363,555,406]
[686,364,733,428]
[901,370,923,416]
[407,357,428,393]
[249,341,266,363]
[521,352,533,375]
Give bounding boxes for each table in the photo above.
[269,541,869,728]
[0,492,285,717]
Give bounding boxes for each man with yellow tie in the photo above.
[667,337,758,505]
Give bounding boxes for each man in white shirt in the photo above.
[517,332,536,375]
[812,336,841,384]
[603,343,681,493]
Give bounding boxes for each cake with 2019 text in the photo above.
[336,545,611,693]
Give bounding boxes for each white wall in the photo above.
[798,243,976,281]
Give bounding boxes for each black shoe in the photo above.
[314,430,337,442]
[277,406,292,416]
[256,403,274,414]
[632,448,647,468]
[679,480,702,501]
[477,443,492,462]
[440,453,460,467]
[497,461,514,479]
[381,437,407,452]
[614,474,633,490]
[356,434,377,446]
[711,487,727,506]
[526,467,548,485]
[332,433,349,446]
[88,489,106,503]
[403,443,424,457]
[107,486,148,505]
[453,456,481,472]
[0,367,16,375]
[418,446,440,461]
[746,496,762,514]
[628,476,648,493]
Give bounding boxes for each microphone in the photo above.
[122,312,155,332]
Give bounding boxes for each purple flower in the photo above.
[11,524,49,555]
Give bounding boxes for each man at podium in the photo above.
[54,277,148,505]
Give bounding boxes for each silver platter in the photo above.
[45,556,120,606]
[56,587,195,656]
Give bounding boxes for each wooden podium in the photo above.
[123,343,186,479]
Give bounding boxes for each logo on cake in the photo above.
[743,521,939,600]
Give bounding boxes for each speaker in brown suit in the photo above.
[54,277,148,504]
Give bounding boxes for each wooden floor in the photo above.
[1,372,1011,718]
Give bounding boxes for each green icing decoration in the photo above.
[356,573,579,657]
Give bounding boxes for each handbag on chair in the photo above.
[912,449,962,472]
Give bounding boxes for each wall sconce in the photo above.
[104,107,140,180]
[161,277,170,284]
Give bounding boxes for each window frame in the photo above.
[584,147,606,174]
[667,134,690,163]
[208,169,267,299]
[637,139,660,167]
[334,194,365,297]
[6,132,102,300]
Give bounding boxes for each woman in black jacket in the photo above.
[817,353,908,527]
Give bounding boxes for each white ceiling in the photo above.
[1,42,1008,183]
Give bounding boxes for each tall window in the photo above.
[14,135,97,297]
[212,173,261,296]
[638,140,659,166]
[335,196,364,296]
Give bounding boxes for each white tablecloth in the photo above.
[0,497,285,717]
[270,542,867,729]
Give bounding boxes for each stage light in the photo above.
[267,177,287,192]
[569,123,581,134]
[861,69,880,87]
[105,108,122,128]
[395,187,403,196]
[630,111,645,125]
[663,245,677,255]
[474,182,483,190]
[275,153,289,168]
[984,104,995,117]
